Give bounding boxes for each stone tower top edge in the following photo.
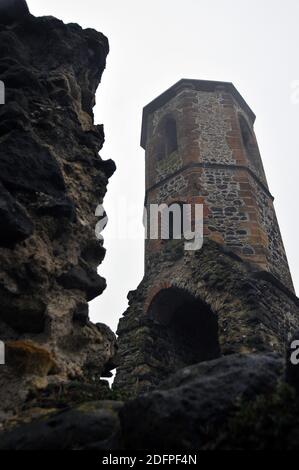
[140,78,256,149]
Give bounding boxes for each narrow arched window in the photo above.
[165,118,178,157]
[156,117,178,161]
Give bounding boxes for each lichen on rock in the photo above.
[0,12,116,424]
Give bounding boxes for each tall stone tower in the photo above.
[115,79,299,394]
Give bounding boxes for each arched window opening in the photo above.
[148,288,220,368]
[239,115,264,178]
[165,118,178,157]
[156,117,178,161]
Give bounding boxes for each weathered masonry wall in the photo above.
[143,81,293,292]
[115,240,299,394]
[115,79,298,395]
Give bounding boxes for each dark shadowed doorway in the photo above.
[147,287,220,369]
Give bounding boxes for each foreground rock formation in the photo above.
[0,0,30,25]
[121,353,284,449]
[2,350,299,450]
[0,13,116,425]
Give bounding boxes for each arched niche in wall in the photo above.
[147,287,220,367]
[156,115,178,161]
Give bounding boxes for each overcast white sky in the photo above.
[29,0,299,332]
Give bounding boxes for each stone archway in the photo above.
[147,287,220,370]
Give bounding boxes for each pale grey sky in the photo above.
[29,0,299,332]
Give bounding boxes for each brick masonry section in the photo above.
[115,79,298,395]
[115,240,299,394]
[143,81,293,292]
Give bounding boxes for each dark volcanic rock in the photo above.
[0,401,123,450]
[0,132,66,195]
[0,13,117,423]
[33,194,76,221]
[0,288,46,333]
[0,182,33,247]
[58,263,106,302]
[72,302,89,326]
[0,0,30,25]
[121,353,284,450]
[99,158,117,179]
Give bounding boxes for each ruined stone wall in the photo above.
[115,240,299,395]
[0,14,116,424]
[116,80,297,395]
[143,83,293,291]
[251,175,291,288]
